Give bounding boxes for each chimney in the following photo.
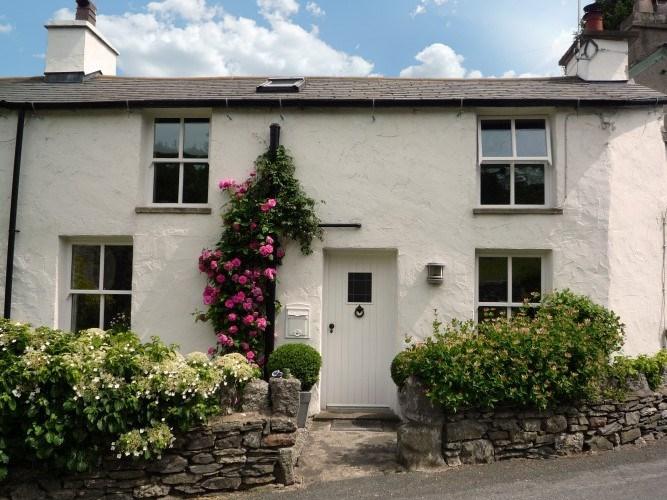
[75,0,97,25]
[44,1,118,82]
[559,2,630,81]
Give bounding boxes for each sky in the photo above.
[0,0,582,79]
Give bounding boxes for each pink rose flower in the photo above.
[223,261,234,272]
[266,236,274,245]
[238,275,248,285]
[216,274,226,284]
[224,299,235,309]
[210,260,218,270]
[228,325,239,334]
[250,222,258,231]
[240,342,250,352]
[264,268,277,280]
[251,287,262,297]
[256,318,268,331]
[231,274,239,283]
[246,351,256,361]
[243,301,254,311]
[231,258,242,268]
[243,314,255,326]
[207,346,216,356]
[232,222,241,232]
[218,178,235,190]
[249,330,258,338]
[266,198,277,208]
[256,295,264,303]
[227,313,237,322]
[259,244,274,257]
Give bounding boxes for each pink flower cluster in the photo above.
[260,198,277,213]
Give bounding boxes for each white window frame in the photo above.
[477,117,552,208]
[475,251,550,321]
[66,241,133,331]
[151,117,211,206]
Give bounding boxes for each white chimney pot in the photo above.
[44,20,118,77]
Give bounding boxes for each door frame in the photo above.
[321,248,399,412]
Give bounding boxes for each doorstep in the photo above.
[314,409,400,422]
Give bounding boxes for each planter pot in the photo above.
[297,390,311,428]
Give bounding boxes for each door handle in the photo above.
[328,323,335,334]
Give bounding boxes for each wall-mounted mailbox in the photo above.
[285,304,310,339]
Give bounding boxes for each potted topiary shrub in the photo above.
[268,343,322,427]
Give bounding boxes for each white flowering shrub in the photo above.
[0,318,260,480]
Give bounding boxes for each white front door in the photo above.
[322,250,398,412]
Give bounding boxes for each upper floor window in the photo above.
[479,118,551,207]
[152,118,210,204]
[69,243,133,332]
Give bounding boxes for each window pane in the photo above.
[478,306,507,322]
[481,120,512,157]
[72,294,100,332]
[512,257,542,303]
[183,163,209,204]
[154,119,180,158]
[481,165,510,205]
[515,119,547,157]
[511,306,539,319]
[348,273,372,303]
[103,295,132,330]
[514,165,545,205]
[153,163,180,203]
[478,257,508,302]
[104,246,133,291]
[71,245,100,290]
[183,119,209,159]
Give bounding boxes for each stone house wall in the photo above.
[397,376,667,470]
[0,378,305,499]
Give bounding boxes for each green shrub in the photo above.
[268,343,322,390]
[392,290,625,412]
[609,350,667,390]
[0,319,259,480]
[391,350,415,387]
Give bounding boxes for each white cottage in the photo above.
[1,3,667,413]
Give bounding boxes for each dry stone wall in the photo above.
[0,378,305,500]
[398,375,667,470]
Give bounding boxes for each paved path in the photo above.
[243,435,667,500]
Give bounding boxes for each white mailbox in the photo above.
[285,304,310,339]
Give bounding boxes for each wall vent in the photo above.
[256,77,305,93]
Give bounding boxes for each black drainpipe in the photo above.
[3,108,26,319]
[264,123,280,375]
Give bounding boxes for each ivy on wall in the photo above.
[198,146,322,364]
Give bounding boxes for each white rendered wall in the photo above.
[45,22,118,76]
[565,39,629,81]
[0,109,18,309]
[0,105,664,362]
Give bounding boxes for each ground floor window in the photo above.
[476,253,545,321]
[69,243,133,332]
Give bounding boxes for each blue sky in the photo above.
[0,0,581,78]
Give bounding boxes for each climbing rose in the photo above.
[243,315,255,326]
[228,325,239,334]
[218,179,235,189]
[238,275,249,285]
[216,274,226,284]
[264,268,277,280]
[277,248,286,259]
[246,351,256,361]
[227,313,237,322]
[231,258,242,268]
[224,299,235,309]
[256,318,268,331]
[266,236,274,245]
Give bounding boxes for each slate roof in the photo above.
[0,75,665,108]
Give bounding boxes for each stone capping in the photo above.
[472,207,564,216]
[0,378,305,499]
[135,206,213,215]
[397,375,667,471]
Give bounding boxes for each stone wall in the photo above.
[0,378,306,499]
[397,376,667,471]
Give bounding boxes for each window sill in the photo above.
[135,206,212,215]
[473,207,563,215]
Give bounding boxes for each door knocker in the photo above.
[354,305,365,318]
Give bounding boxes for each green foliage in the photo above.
[267,343,322,391]
[598,0,634,30]
[0,319,258,479]
[392,291,625,412]
[390,350,414,387]
[609,350,667,390]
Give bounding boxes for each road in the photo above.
[245,438,667,500]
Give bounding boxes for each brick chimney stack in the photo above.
[75,0,97,26]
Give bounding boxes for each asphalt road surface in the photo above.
[246,438,667,500]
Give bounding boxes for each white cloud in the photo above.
[399,43,479,78]
[147,0,222,21]
[0,23,12,34]
[257,0,299,21]
[306,2,325,17]
[86,0,373,77]
[411,0,450,17]
[52,8,74,21]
